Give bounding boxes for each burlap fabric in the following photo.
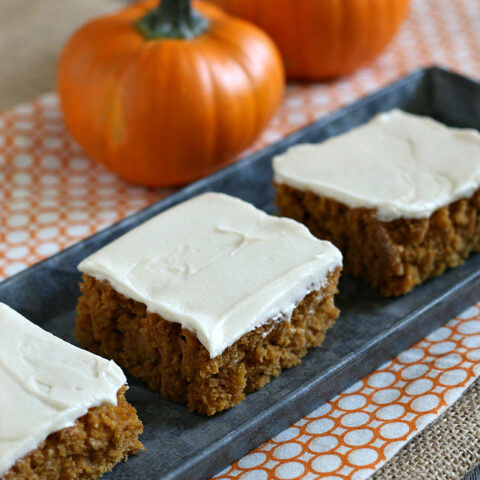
[373,379,480,480]
[0,1,478,479]
[0,0,121,111]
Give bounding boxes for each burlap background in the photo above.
[0,1,478,478]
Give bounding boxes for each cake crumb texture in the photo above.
[76,269,341,416]
[275,184,480,296]
[2,387,143,480]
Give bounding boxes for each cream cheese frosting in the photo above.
[78,193,342,358]
[0,303,126,477]
[273,109,480,221]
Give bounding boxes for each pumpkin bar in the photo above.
[273,109,480,297]
[0,303,143,480]
[76,193,342,415]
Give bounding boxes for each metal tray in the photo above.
[1,67,480,480]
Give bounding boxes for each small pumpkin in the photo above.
[208,0,410,80]
[58,0,285,186]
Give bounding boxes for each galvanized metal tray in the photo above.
[1,67,480,480]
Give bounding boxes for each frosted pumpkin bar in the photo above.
[273,109,480,296]
[0,303,143,480]
[76,193,342,415]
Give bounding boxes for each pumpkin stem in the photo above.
[136,0,209,40]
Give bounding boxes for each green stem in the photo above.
[136,0,209,40]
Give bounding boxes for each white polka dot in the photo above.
[348,448,378,467]
[11,201,30,211]
[99,173,117,183]
[38,213,59,224]
[67,211,88,221]
[368,372,396,388]
[380,422,409,439]
[405,378,433,396]
[343,429,373,446]
[39,199,58,209]
[338,394,366,410]
[14,154,33,168]
[41,94,59,106]
[397,348,425,364]
[372,389,401,405]
[6,246,29,259]
[401,364,429,380]
[462,335,480,348]
[288,113,308,125]
[36,227,59,239]
[41,175,59,185]
[439,369,468,387]
[11,189,29,198]
[67,225,89,237]
[273,427,300,442]
[14,173,31,185]
[434,353,462,369]
[14,103,34,114]
[6,231,29,243]
[70,157,89,170]
[36,243,59,256]
[0,136,4,147]
[98,187,117,195]
[308,436,338,453]
[99,210,118,220]
[239,471,267,480]
[311,454,341,473]
[429,342,456,355]
[273,443,302,460]
[376,404,404,420]
[238,452,266,469]
[306,418,334,434]
[7,214,29,227]
[444,387,464,404]
[458,320,480,334]
[70,188,88,196]
[341,412,370,427]
[14,121,33,130]
[69,175,88,184]
[467,349,480,362]
[426,327,452,342]
[456,306,480,319]
[275,462,305,479]
[43,137,63,149]
[14,136,32,148]
[410,394,440,413]
[42,155,61,169]
[43,188,59,197]
[415,413,437,429]
[4,262,27,276]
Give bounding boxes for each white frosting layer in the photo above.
[273,110,480,221]
[0,303,126,477]
[78,193,342,358]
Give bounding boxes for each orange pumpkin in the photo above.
[208,0,410,79]
[58,0,284,186]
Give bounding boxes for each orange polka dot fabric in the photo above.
[1,0,480,479]
[214,305,480,480]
